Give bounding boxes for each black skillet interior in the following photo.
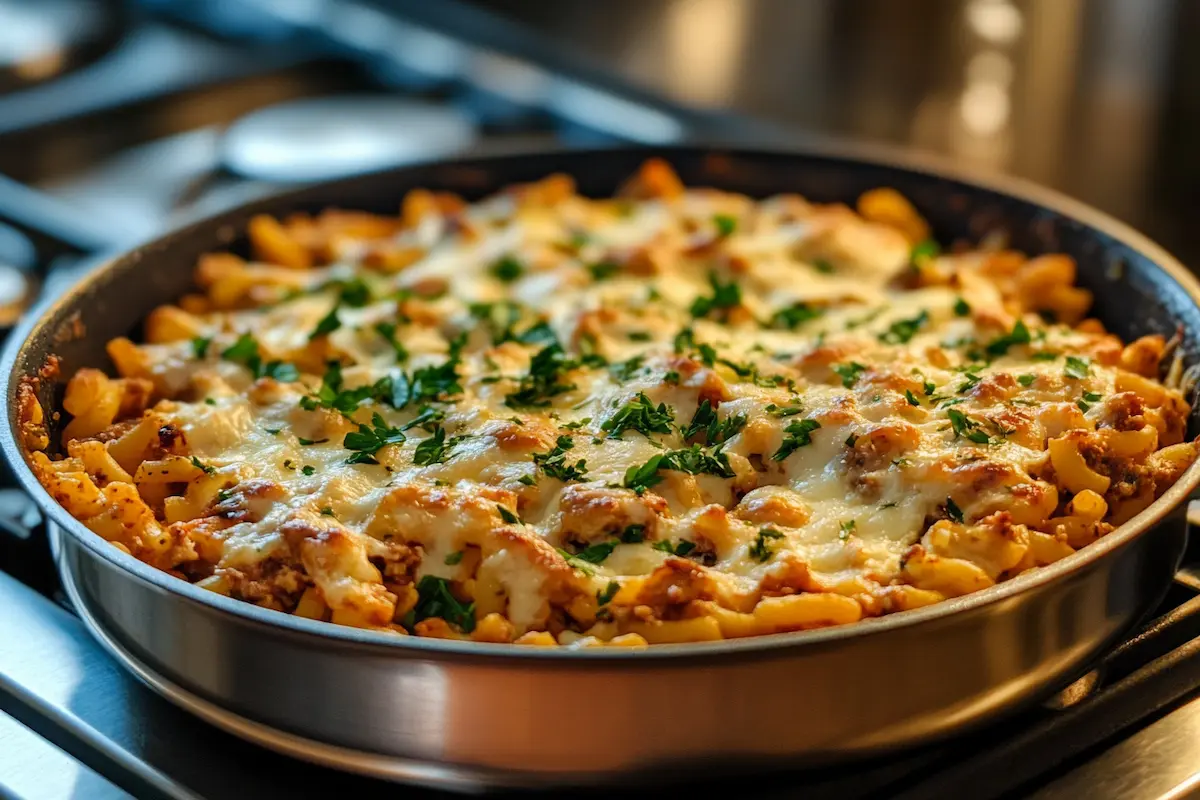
[10,146,1200,453]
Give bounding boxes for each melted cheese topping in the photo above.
[33,166,1196,645]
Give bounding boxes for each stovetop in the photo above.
[3,2,1200,798]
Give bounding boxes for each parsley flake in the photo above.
[602,393,675,439]
[407,575,475,633]
[770,301,824,330]
[946,497,964,523]
[413,426,453,466]
[533,435,589,482]
[683,399,747,444]
[496,504,521,525]
[833,361,868,389]
[986,320,1032,356]
[749,527,785,563]
[597,580,620,606]
[1064,356,1091,380]
[879,310,929,344]
[308,305,342,341]
[773,419,821,461]
[947,408,992,445]
[190,456,215,475]
[343,413,406,464]
[653,539,697,557]
[491,255,524,283]
[713,213,737,237]
[689,272,742,318]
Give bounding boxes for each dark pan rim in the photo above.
[6,141,1200,665]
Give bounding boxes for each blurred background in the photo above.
[0,0,1197,282]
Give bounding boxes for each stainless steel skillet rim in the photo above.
[5,141,1200,665]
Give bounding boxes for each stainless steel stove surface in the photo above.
[3,2,1200,798]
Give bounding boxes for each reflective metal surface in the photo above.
[1032,695,1200,799]
[220,96,478,183]
[5,145,1200,787]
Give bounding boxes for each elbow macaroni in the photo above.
[21,161,1197,646]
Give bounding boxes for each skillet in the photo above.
[3,144,1200,790]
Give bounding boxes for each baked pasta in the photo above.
[22,160,1198,647]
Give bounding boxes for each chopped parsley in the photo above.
[587,261,620,281]
[713,213,737,237]
[308,304,342,340]
[1064,356,1091,380]
[191,337,211,359]
[839,519,857,540]
[401,405,445,432]
[332,277,372,307]
[772,418,821,461]
[342,413,406,464]
[297,437,328,446]
[767,401,805,418]
[621,525,646,543]
[444,551,465,566]
[533,435,589,482]
[879,310,929,344]
[608,355,646,382]
[958,372,982,394]
[190,456,216,475]
[623,445,735,493]
[953,297,971,317]
[220,333,299,382]
[373,321,409,362]
[770,301,824,330]
[946,408,992,445]
[904,389,921,406]
[652,539,697,557]
[320,507,336,517]
[985,320,1031,356]
[689,272,742,318]
[683,399,748,444]
[496,504,521,524]
[301,465,315,476]
[491,255,524,283]
[407,575,475,633]
[1017,373,1037,387]
[1077,390,1103,412]
[597,580,620,606]
[813,258,836,274]
[505,344,578,408]
[413,426,452,466]
[601,393,675,439]
[749,527,785,563]
[394,338,465,408]
[946,497,964,523]
[910,239,941,265]
[569,539,619,564]
[833,361,868,389]
[300,361,387,415]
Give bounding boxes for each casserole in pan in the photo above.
[4,146,1200,787]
